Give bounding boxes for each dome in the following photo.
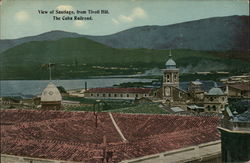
[41,83,62,102]
[165,58,176,69]
[208,87,224,95]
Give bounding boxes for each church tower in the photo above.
[163,50,179,101]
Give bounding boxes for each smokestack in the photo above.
[85,82,87,90]
[225,85,229,94]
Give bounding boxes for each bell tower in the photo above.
[163,50,179,100]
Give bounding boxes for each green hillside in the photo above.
[0,37,249,80]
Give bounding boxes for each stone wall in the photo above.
[120,140,221,163]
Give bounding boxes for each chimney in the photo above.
[225,85,229,94]
[85,82,87,90]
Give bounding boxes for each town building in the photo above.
[162,52,180,102]
[228,83,250,99]
[218,107,250,162]
[220,74,250,85]
[41,82,62,109]
[84,87,153,100]
[188,80,204,102]
[82,51,229,113]
[203,87,228,113]
[161,53,228,113]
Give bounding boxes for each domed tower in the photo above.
[204,86,228,113]
[163,50,179,100]
[41,83,62,110]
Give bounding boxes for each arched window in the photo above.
[212,105,216,111]
[207,105,211,111]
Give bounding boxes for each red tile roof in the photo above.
[1,109,220,162]
[229,83,250,91]
[85,87,152,94]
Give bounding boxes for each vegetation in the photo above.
[113,81,157,88]
[62,96,166,114]
[228,98,249,114]
[63,96,97,104]
[106,104,168,114]
[57,86,67,93]
[0,37,249,79]
[64,97,137,112]
[179,73,231,82]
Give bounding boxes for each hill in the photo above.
[0,37,249,80]
[86,15,249,51]
[0,31,82,53]
[0,15,249,53]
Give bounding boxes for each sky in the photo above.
[0,0,249,39]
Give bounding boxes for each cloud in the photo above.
[112,18,120,25]
[73,20,86,27]
[118,15,133,23]
[112,7,147,25]
[131,7,147,19]
[56,5,74,10]
[15,11,30,22]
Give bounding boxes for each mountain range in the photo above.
[0,15,249,53]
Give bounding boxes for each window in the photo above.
[97,93,99,97]
[120,94,123,97]
[103,94,106,97]
[114,94,117,97]
[135,94,138,98]
[108,94,111,97]
[145,94,147,97]
[127,94,129,97]
[91,94,93,97]
[207,105,211,111]
[213,105,216,111]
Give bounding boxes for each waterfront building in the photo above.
[41,83,62,109]
[84,87,153,100]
